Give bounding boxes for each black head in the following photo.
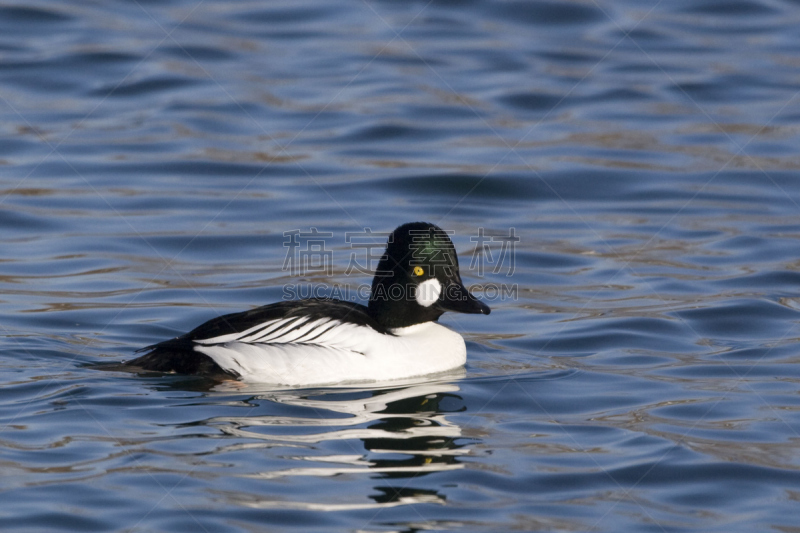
[368,222,491,329]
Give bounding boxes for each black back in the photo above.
[180,298,387,342]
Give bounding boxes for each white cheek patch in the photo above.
[416,278,442,307]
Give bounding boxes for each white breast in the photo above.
[193,320,467,386]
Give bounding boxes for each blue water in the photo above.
[2,0,800,531]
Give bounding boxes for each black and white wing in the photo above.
[184,298,386,345]
[128,299,387,376]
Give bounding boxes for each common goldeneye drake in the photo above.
[127,221,490,386]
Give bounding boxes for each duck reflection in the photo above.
[361,388,466,480]
[207,371,472,510]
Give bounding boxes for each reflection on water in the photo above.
[208,377,469,510]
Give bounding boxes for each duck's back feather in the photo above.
[127,298,387,378]
[184,298,387,342]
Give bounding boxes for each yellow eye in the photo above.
[413,266,424,276]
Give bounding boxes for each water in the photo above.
[2,0,800,530]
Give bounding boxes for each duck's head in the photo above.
[368,222,491,329]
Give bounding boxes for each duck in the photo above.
[126,221,490,386]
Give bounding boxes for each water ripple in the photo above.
[3,0,800,531]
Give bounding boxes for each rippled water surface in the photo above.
[3,0,800,531]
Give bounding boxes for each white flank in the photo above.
[193,321,466,386]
